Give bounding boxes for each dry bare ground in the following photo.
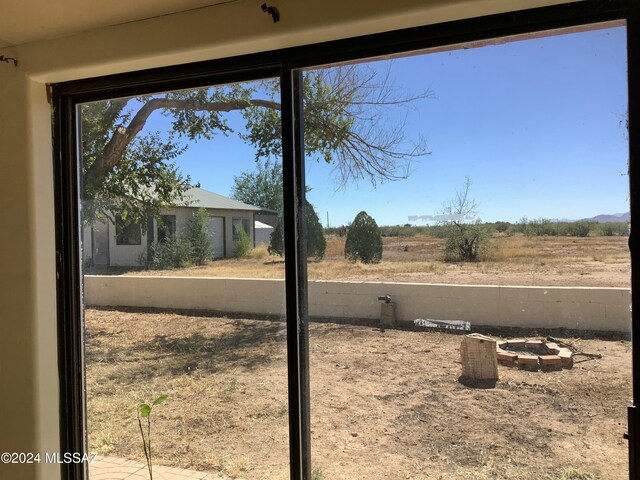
[85,309,631,480]
[121,235,631,288]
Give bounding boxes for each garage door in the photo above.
[206,216,224,258]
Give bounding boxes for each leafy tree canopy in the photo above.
[81,65,430,226]
[230,159,282,211]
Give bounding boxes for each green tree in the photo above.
[231,159,282,211]
[344,211,383,264]
[185,208,212,265]
[441,177,490,262]
[304,203,327,260]
[81,65,430,227]
[269,200,326,260]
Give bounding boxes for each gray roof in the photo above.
[180,187,262,212]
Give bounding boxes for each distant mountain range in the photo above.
[580,212,630,223]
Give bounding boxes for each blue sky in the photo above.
[142,25,629,226]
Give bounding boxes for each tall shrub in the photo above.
[344,211,383,264]
[305,202,327,260]
[443,220,490,262]
[185,208,212,265]
[440,177,492,262]
[268,200,326,260]
[268,220,284,256]
[234,225,252,258]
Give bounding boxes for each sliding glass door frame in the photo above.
[52,1,639,479]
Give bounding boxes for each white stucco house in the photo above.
[82,187,274,267]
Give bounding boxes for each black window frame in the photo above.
[52,2,640,479]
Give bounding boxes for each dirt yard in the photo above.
[85,308,631,480]
[115,235,631,288]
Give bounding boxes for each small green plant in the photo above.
[234,225,252,258]
[135,394,167,480]
[311,465,325,480]
[344,211,383,264]
[556,466,599,480]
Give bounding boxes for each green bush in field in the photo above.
[185,208,212,265]
[425,224,450,238]
[515,217,600,238]
[380,225,415,237]
[234,225,252,258]
[268,200,326,260]
[345,211,383,264]
[565,221,593,237]
[493,221,511,233]
[598,222,629,236]
[516,217,553,236]
[443,220,490,262]
[440,177,492,262]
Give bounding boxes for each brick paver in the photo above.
[89,455,228,480]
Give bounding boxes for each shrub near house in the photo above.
[149,208,212,269]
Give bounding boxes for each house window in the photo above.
[158,215,176,243]
[115,214,141,245]
[232,217,250,241]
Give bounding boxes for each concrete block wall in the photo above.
[308,281,632,331]
[84,276,631,332]
[84,276,287,316]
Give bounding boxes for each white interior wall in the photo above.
[0,1,579,479]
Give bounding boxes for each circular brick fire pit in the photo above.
[496,339,573,371]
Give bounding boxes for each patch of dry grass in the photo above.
[86,309,630,480]
[117,234,630,287]
[403,463,601,480]
[491,236,543,262]
[325,235,345,257]
[245,245,271,260]
[85,309,290,477]
[307,258,445,280]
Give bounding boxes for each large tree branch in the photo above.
[85,97,280,188]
